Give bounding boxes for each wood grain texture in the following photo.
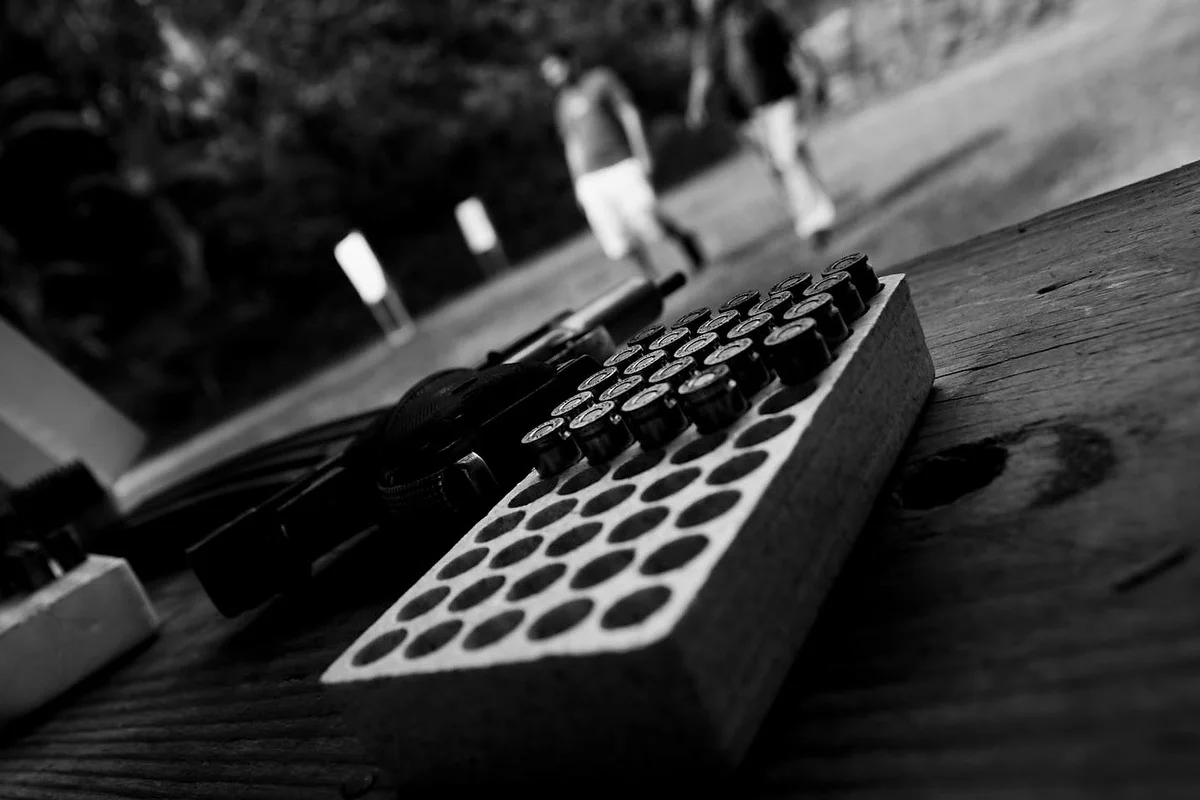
[2,162,1200,798]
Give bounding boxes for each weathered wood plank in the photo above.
[2,162,1199,797]
[735,162,1200,794]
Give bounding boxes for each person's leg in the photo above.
[743,116,785,193]
[792,138,835,249]
[745,111,813,240]
[575,167,639,272]
[625,241,658,281]
[613,159,705,273]
[761,97,836,241]
[655,210,706,271]
[792,138,836,234]
[610,160,667,279]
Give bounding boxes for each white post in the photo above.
[455,197,508,278]
[334,231,415,346]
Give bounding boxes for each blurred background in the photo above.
[2,0,1197,477]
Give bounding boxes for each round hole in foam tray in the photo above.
[676,490,742,529]
[507,562,568,601]
[601,585,673,630]
[570,549,636,590]
[463,609,525,651]
[546,522,603,557]
[404,619,463,659]
[449,575,506,612]
[641,467,702,502]
[558,465,609,495]
[438,547,489,580]
[526,498,578,530]
[396,585,450,622]
[759,384,817,415]
[608,506,670,544]
[352,628,408,667]
[613,449,667,480]
[734,415,795,448]
[640,534,710,576]
[509,478,558,508]
[581,484,637,517]
[528,597,594,641]
[707,450,769,485]
[671,432,728,465]
[490,535,543,569]
[476,511,525,543]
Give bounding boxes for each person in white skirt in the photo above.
[541,45,706,280]
[687,0,837,248]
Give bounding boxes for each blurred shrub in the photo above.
[796,0,1075,105]
[0,0,1071,449]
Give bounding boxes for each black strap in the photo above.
[364,362,554,528]
[376,453,496,529]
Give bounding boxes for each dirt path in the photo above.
[116,0,1200,506]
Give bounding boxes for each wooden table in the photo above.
[3,163,1199,799]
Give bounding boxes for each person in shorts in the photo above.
[541,45,706,279]
[687,0,836,247]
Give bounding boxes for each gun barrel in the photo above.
[559,271,686,341]
[657,271,686,297]
[186,456,378,616]
[489,272,687,367]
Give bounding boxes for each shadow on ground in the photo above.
[716,127,1008,268]
[836,128,1010,237]
[857,124,1108,265]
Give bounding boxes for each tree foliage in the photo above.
[0,0,1071,449]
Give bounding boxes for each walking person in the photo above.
[541,44,706,280]
[687,0,837,247]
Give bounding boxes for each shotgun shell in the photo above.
[623,348,669,379]
[678,365,749,434]
[719,289,761,317]
[673,331,721,363]
[648,327,691,355]
[621,384,689,449]
[823,252,880,299]
[627,324,666,350]
[748,292,794,322]
[577,366,620,396]
[551,391,596,423]
[598,375,645,406]
[670,307,713,333]
[696,309,741,339]
[704,337,773,397]
[569,401,634,464]
[782,292,849,348]
[648,356,698,392]
[770,273,815,300]
[603,345,644,371]
[804,271,865,322]
[763,318,832,385]
[726,313,776,349]
[522,417,582,478]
